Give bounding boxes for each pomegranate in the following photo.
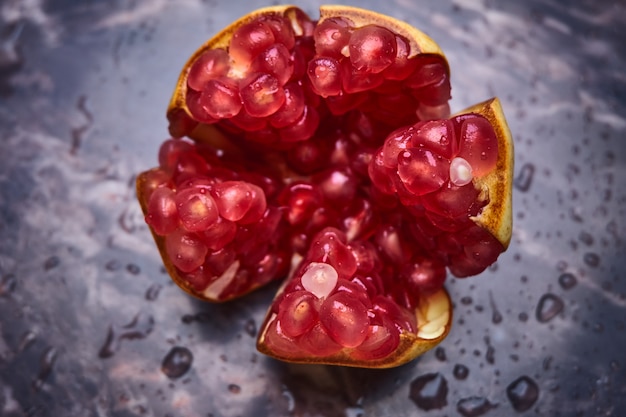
[136,5,513,368]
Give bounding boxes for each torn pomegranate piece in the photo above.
[138,5,513,368]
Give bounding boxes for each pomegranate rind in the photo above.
[166,5,446,142]
[461,97,513,249]
[256,287,452,368]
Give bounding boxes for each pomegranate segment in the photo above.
[141,6,513,367]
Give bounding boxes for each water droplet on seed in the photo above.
[409,373,448,411]
[506,376,539,412]
[161,346,193,379]
[536,293,564,323]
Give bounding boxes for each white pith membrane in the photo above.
[141,5,512,366]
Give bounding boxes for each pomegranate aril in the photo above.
[397,148,450,196]
[186,89,218,124]
[228,20,276,68]
[313,17,352,58]
[211,181,266,223]
[348,240,381,274]
[307,228,357,280]
[261,15,295,50]
[372,295,417,333]
[165,230,208,273]
[204,246,237,276]
[381,127,413,168]
[375,223,410,265]
[405,55,448,89]
[457,115,498,177]
[158,139,194,173]
[421,181,482,219]
[279,104,320,143]
[171,151,210,184]
[286,137,331,174]
[229,108,268,132]
[334,278,372,309]
[240,73,286,118]
[449,157,473,187]
[348,25,397,73]
[277,290,320,337]
[416,102,451,121]
[411,119,458,160]
[325,91,368,115]
[300,262,339,299]
[383,35,418,80]
[146,186,179,236]
[368,148,397,195]
[353,321,400,360]
[312,168,358,205]
[298,322,343,357]
[251,44,294,86]
[279,182,323,226]
[320,291,369,348]
[198,216,237,251]
[342,198,378,241]
[140,168,172,202]
[341,62,384,94]
[175,188,219,232]
[187,48,230,91]
[269,82,305,128]
[199,78,242,119]
[307,56,343,97]
[413,76,452,107]
[401,257,447,295]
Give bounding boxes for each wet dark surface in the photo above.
[1,0,625,416]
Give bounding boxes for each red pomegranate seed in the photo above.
[277,290,320,337]
[158,139,194,173]
[411,119,458,160]
[286,136,332,174]
[383,35,419,80]
[228,20,276,68]
[145,186,179,236]
[307,228,357,280]
[185,89,219,124]
[457,115,498,177]
[211,181,267,224]
[204,245,237,276]
[312,168,358,205]
[397,148,450,196]
[279,182,324,226]
[199,78,243,119]
[260,14,296,50]
[174,187,219,232]
[165,230,208,273]
[405,55,448,89]
[239,73,286,118]
[341,61,385,93]
[298,322,343,357]
[313,17,352,58]
[307,56,343,97]
[352,321,400,360]
[139,168,172,202]
[348,25,397,74]
[269,82,305,128]
[421,181,481,219]
[197,216,237,251]
[187,49,230,92]
[278,104,320,143]
[251,43,294,86]
[319,291,369,348]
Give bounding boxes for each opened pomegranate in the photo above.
[137,5,513,368]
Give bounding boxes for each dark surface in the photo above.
[1,0,625,416]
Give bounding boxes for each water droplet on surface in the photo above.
[578,231,593,246]
[244,318,257,337]
[43,256,60,271]
[461,296,472,305]
[33,347,57,391]
[409,373,448,411]
[435,346,446,361]
[161,346,193,379]
[583,252,600,268]
[489,291,502,324]
[514,163,534,192]
[558,273,577,290]
[19,331,37,352]
[228,384,241,394]
[0,274,17,296]
[99,313,155,358]
[453,364,469,380]
[506,375,539,412]
[145,283,162,301]
[126,263,141,275]
[457,396,497,417]
[536,293,564,323]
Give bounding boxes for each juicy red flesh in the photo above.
[151,11,504,360]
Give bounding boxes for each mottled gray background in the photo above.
[0,0,625,416]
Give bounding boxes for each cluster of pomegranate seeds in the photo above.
[147,10,506,361]
[142,138,289,301]
[175,13,451,146]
